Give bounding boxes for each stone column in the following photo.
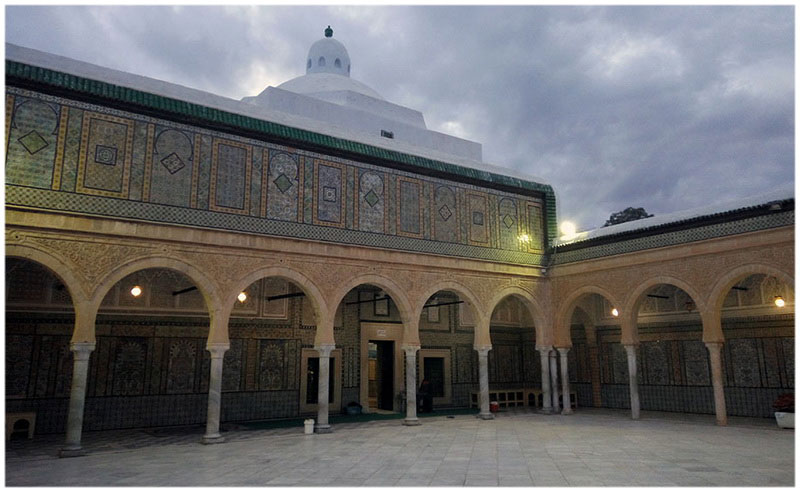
[202,343,229,444]
[549,351,560,411]
[705,342,728,426]
[537,346,553,413]
[584,325,603,407]
[558,348,573,415]
[623,344,640,420]
[315,344,335,433]
[403,345,421,426]
[60,342,96,458]
[476,346,493,419]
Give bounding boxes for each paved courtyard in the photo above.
[5,408,794,487]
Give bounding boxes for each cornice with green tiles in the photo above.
[552,210,793,264]
[6,59,558,244]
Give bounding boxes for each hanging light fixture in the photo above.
[774,296,786,308]
[685,300,695,312]
[237,291,248,303]
[130,285,143,297]
[611,308,619,317]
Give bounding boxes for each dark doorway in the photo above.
[368,340,395,411]
[306,356,335,405]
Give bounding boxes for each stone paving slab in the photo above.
[5,409,794,487]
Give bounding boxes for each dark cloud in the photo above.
[7,6,793,230]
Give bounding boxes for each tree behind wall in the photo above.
[603,207,653,227]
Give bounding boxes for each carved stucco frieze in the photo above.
[15,235,154,294]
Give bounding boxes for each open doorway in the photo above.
[368,341,395,411]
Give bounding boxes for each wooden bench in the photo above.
[470,388,577,409]
[6,412,36,440]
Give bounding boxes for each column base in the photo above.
[202,434,225,444]
[478,412,495,420]
[540,407,553,415]
[561,408,573,415]
[59,447,86,458]
[403,418,421,426]
[314,424,332,433]
[715,417,728,426]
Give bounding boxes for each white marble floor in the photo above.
[5,408,794,487]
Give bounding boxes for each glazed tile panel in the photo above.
[5,88,546,265]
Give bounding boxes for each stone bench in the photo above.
[470,388,577,409]
[6,412,36,440]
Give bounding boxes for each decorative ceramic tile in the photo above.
[209,138,252,214]
[265,151,300,222]
[396,176,423,238]
[467,191,489,245]
[356,170,385,233]
[6,98,61,189]
[77,111,134,198]
[313,159,346,227]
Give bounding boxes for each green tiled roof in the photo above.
[6,59,558,245]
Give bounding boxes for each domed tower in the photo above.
[306,26,350,76]
[241,26,482,162]
[274,25,384,101]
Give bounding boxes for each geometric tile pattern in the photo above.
[94,144,117,166]
[364,189,379,208]
[274,174,292,193]
[266,151,300,222]
[439,204,452,221]
[76,112,134,198]
[18,130,48,154]
[3,87,585,264]
[356,170,384,233]
[6,98,60,189]
[160,152,185,174]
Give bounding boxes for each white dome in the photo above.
[277,26,384,100]
[306,26,350,77]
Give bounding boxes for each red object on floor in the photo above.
[490,401,499,413]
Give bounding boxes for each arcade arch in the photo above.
[561,291,620,411]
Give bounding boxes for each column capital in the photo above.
[315,343,336,357]
[206,343,230,359]
[402,344,420,356]
[622,342,640,348]
[69,342,96,360]
[536,345,553,354]
[704,341,724,351]
[474,345,492,356]
[557,347,570,356]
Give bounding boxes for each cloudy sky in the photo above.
[6,5,794,230]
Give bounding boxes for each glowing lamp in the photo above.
[774,296,785,308]
[560,221,577,239]
[611,308,619,317]
[130,285,143,297]
[237,292,248,303]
